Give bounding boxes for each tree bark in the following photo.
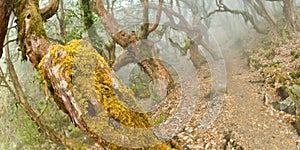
[283,0,296,29]
[0,0,10,58]
[15,0,50,67]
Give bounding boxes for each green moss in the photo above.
[264,49,275,59]
[291,50,300,60]
[17,0,48,60]
[37,56,46,79]
[263,66,275,77]
[153,112,169,125]
[249,57,262,69]
[292,67,300,79]
[294,78,300,84]
[276,73,287,83]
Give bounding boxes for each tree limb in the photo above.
[140,0,150,39]
[5,14,85,149]
[112,51,135,71]
[148,0,163,35]
[40,0,59,20]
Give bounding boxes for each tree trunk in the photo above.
[15,0,49,66]
[38,40,180,149]
[0,0,10,58]
[283,0,296,29]
[14,0,181,149]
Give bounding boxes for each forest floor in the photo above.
[176,31,300,149]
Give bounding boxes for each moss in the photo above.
[264,49,275,59]
[263,66,275,77]
[153,112,169,125]
[249,57,262,69]
[292,67,300,79]
[293,50,300,60]
[40,40,174,149]
[294,78,300,84]
[37,55,46,79]
[267,76,276,84]
[17,0,48,60]
[276,73,287,83]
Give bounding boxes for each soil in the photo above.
[175,32,300,149]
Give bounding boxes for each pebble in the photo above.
[279,111,285,115]
[182,136,189,141]
[204,143,211,149]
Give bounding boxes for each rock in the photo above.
[273,85,300,115]
[293,117,300,135]
[272,97,296,115]
[277,85,289,100]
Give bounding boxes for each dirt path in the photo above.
[177,35,300,149]
[218,41,299,149]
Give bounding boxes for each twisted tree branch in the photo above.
[40,0,59,20]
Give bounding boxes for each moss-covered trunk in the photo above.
[38,40,180,149]
[16,0,49,67]
[14,0,181,149]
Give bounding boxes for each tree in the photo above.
[0,0,187,149]
[1,0,297,149]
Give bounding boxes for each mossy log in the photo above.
[38,40,182,149]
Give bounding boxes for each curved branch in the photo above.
[112,52,135,71]
[204,1,267,34]
[40,0,59,20]
[148,0,163,35]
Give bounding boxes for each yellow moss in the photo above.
[39,40,177,149]
[37,55,46,79]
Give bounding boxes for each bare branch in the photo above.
[203,1,267,34]
[0,67,16,98]
[57,0,68,40]
[112,52,135,71]
[40,0,59,20]
[148,0,163,34]
[95,0,136,48]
